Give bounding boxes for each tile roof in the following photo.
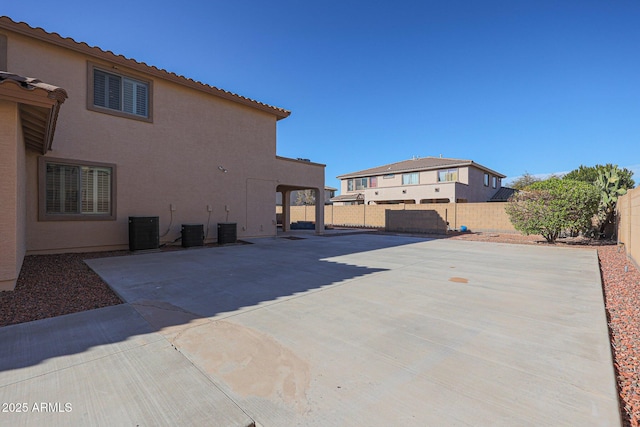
[0,16,290,120]
[0,71,67,153]
[337,157,505,179]
[0,71,68,102]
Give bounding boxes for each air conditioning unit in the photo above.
[182,224,204,248]
[217,222,237,245]
[129,217,159,251]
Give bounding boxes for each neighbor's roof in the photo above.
[337,157,506,179]
[0,16,290,120]
[330,193,364,202]
[0,71,67,153]
[489,187,518,202]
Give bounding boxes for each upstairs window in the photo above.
[347,177,370,191]
[402,172,419,185]
[438,168,458,182]
[88,63,152,121]
[94,69,148,116]
[492,176,498,188]
[355,177,368,190]
[484,173,489,186]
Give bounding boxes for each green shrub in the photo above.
[506,178,599,243]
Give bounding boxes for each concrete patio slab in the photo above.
[0,304,252,426]
[0,234,621,426]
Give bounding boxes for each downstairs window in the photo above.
[39,157,116,220]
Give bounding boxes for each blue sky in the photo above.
[4,1,639,191]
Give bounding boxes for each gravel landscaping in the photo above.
[1,233,638,426]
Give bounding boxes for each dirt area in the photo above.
[1,232,638,426]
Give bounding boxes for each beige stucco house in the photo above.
[333,157,505,205]
[0,17,324,290]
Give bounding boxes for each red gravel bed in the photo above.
[1,234,638,425]
[0,252,125,327]
[599,245,640,427]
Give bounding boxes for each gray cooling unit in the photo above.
[128,216,159,251]
[217,222,237,245]
[182,224,204,248]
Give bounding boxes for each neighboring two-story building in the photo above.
[333,157,505,205]
[0,17,325,290]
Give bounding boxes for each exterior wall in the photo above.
[2,27,317,254]
[0,100,23,290]
[385,210,447,234]
[287,202,517,233]
[465,166,500,202]
[617,187,640,269]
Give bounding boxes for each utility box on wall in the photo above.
[129,217,159,251]
[217,222,237,245]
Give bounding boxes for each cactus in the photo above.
[595,166,628,235]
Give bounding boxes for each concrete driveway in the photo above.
[0,234,621,426]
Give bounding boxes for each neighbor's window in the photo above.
[438,168,458,182]
[355,177,368,190]
[370,176,378,188]
[88,63,152,121]
[39,157,116,220]
[484,173,489,186]
[492,176,497,188]
[347,179,354,191]
[402,172,419,185]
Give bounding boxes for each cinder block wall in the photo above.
[454,202,516,233]
[283,202,517,233]
[386,210,447,234]
[617,187,640,269]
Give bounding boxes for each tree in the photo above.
[509,172,542,190]
[505,178,599,243]
[564,164,635,237]
[563,164,635,189]
[295,189,316,206]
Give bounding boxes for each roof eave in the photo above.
[0,17,290,120]
[0,75,68,154]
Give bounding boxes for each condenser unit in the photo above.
[128,217,159,251]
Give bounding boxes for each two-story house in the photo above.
[333,157,505,205]
[0,17,324,290]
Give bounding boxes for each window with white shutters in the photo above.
[40,157,116,220]
[91,65,151,119]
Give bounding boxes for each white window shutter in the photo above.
[123,79,134,114]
